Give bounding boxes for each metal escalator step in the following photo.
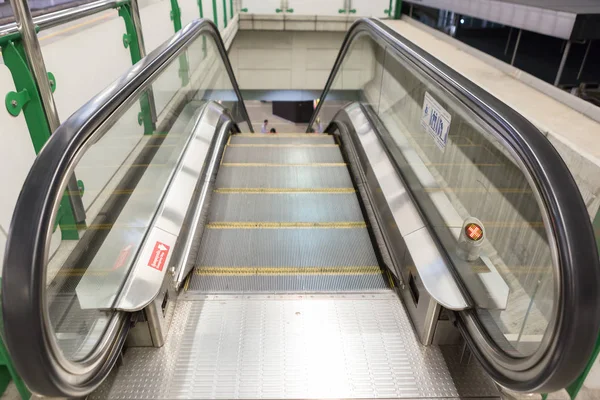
[230,135,335,144]
[209,193,364,222]
[195,228,378,267]
[223,146,344,164]
[214,188,355,193]
[195,266,381,275]
[233,133,325,137]
[215,166,353,189]
[186,273,388,292]
[206,222,366,228]
[228,144,337,148]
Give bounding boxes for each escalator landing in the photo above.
[93,293,500,399]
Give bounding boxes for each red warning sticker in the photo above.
[147,241,170,272]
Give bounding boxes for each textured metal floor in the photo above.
[222,146,344,164]
[208,193,363,222]
[92,294,500,399]
[215,165,352,189]
[189,133,387,293]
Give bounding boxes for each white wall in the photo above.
[241,0,390,17]
[180,0,201,27]
[141,0,176,52]
[229,30,352,90]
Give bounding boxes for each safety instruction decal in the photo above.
[421,92,451,151]
[148,241,170,272]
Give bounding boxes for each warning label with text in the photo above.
[147,241,170,272]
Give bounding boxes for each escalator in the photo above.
[188,132,389,294]
[2,17,600,399]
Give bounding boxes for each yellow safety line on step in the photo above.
[214,188,355,193]
[227,144,338,148]
[213,191,355,195]
[194,266,382,276]
[221,163,347,167]
[206,221,366,229]
[183,274,191,291]
[234,134,326,137]
[54,265,554,278]
[386,270,396,288]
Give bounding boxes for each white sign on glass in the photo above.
[421,92,451,151]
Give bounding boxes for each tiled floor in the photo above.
[245,100,309,133]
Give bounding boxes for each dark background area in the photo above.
[401,2,600,89]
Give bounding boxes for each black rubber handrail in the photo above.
[311,18,600,392]
[1,19,248,397]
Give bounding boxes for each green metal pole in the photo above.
[1,39,79,240]
[170,0,182,31]
[212,0,218,28]
[169,0,189,85]
[566,334,600,399]
[222,0,227,27]
[562,208,600,399]
[119,4,154,134]
[394,0,402,19]
[0,290,31,400]
[1,39,51,154]
[198,0,207,58]
[229,0,233,19]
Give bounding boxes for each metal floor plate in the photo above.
[92,294,500,399]
[223,146,344,164]
[230,135,335,145]
[209,193,364,223]
[215,166,353,189]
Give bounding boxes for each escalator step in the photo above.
[215,165,353,189]
[187,135,390,294]
[230,135,335,145]
[186,273,388,292]
[195,228,378,268]
[223,146,344,164]
[209,193,364,223]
